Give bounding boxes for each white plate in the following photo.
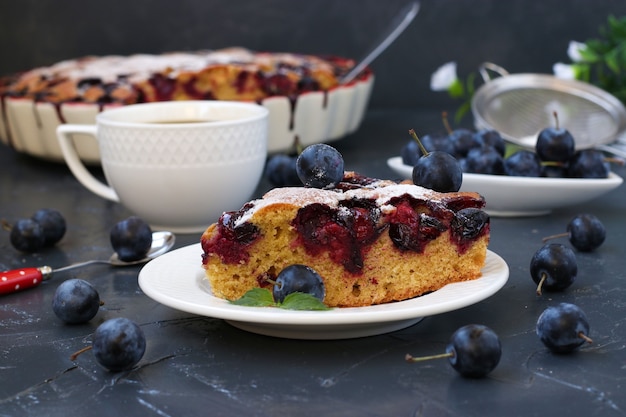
[387,156,623,217]
[138,244,509,340]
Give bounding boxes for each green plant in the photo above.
[560,15,626,103]
[429,61,477,124]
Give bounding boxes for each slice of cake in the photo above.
[201,172,490,307]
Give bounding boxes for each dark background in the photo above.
[2,0,626,111]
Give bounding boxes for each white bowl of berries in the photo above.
[387,156,622,216]
[388,126,624,216]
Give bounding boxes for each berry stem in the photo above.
[540,161,567,168]
[264,277,282,289]
[1,219,12,232]
[405,352,453,363]
[541,232,570,243]
[294,135,304,155]
[605,156,625,166]
[579,331,593,344]
[408,129,429,156]
[441,111,453,134]
[536,273,547,296]
[553,111,560,130]
[69,345,93,361]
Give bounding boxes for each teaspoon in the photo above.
[0,231,176,295]
[340,1,420,85]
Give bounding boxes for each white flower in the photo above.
[430,61,458,91]
[567,41,587,63]
[553,62,576,80]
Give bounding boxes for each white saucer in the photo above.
[138,244,509,340]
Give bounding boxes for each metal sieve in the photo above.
[471,63,626,156]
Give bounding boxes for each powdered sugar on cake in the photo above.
[17,47,336,87]
[234,178,440,227]
[19,49,257,85]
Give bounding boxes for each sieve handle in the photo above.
[479,62,510,84]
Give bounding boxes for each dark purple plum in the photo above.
[412,151,463,192]
[567,213,606,251]
[535,114,576,163]
[536,303,592,354]
[504,150,542,177]
[542,213,606,252]
[464,146,504,175]
[264,154,301,186]
[567,149,609,178]
[52,279,100,324]
[296,144,344,189]
[9,218,46,253]
[32,208,66,246]
[401,139,421,166]
[92,317,146,371]
[110,216,153,262]
[473,129,506,156]
[449,128,481,158]
[530,243,577,295]
[420,132,455,156]
[406,324,501,378]
[272,264,325,303]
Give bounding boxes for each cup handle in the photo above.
[56,124,119,202]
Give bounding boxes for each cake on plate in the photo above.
[201,172,490,307]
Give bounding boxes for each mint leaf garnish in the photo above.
[230,288,275,307]
[229,288,331,310]
[280,292,331,311]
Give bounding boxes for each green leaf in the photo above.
[587,38,613,56]
[447,79,465,99]
[229,288,332,310]
[453,101,471,125]
[230,288,275,307]
[573,64,591,82]
[604,48,621,74]
[465,72,477,96]
[279,292,331,311]
[504,143,524,158]
[607,15,626,40]
[579,45,601,63]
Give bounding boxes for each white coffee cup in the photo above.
[57,100,268,233]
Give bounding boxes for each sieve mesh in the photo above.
[472,73,626,150]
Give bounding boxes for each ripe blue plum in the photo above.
[406,324,501,378]
[92,317,146,371]
[9,218,46,253]
[530,243,578,295]
[536,303,592,353]
[32,208,66,246]
[52,279,100,324]
[110,216,153,262]
[296,144,345,189]
[272,264,325,303]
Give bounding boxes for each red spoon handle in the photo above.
[0,267,49,294]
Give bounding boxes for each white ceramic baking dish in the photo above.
[0,75,374,164]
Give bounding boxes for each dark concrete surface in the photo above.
[1,107,626,416]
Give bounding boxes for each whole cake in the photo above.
[201,172,490,308]
[0,47,362,105]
